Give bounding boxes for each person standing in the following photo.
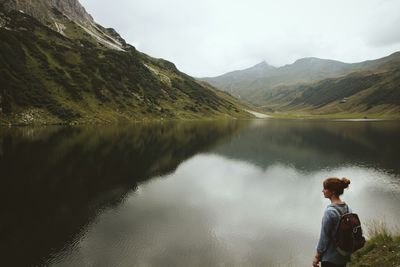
[313,177,352,267]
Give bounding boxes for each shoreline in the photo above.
[0,116,260,127]
[265,112,400,121]
[2,111,400,127]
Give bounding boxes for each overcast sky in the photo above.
[80,0,400,77]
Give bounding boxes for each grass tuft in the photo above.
[366,221,393,242]
[349,221,400,267]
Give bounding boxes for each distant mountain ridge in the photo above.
[0,0,252,125]
[202,57,359,97]
[202,52,400,117]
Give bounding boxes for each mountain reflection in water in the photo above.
[215,119,400,173]
[0,119,399,267]
[0,121,246,267]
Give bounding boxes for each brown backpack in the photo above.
[332,206,366,256]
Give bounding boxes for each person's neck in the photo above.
[330,196,343,204]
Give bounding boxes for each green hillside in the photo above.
[202,58,354,101]
[203,52,400,118]
[257,63,400,118]
[0,7,252,125]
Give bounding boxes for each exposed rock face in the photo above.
[51,0,93,24]
[0,0,93,25]
[1,0,50,22]
[0,0,125,50]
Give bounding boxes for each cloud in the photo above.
[80,0,400,76]
[363,1,400,47]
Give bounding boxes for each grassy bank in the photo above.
[349,223,400,267]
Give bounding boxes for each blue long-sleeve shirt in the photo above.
[316,203,352,265]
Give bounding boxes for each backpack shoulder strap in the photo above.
[346,204,351,214]
[331,206,348,221]
[331,203,351,216]
[330,206,345,240]
[330,205,343,218]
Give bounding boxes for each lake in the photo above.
[1,119,399,267]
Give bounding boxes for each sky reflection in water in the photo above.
[1,120,399,267]
[50,120,400,267]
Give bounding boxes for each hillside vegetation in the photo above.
[349,224,400,267]
[257,67,400,118]
[0,6,252,125]
[203,53,400,118]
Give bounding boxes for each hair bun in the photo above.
[341,177,351,188]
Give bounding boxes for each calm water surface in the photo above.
[1,120,399,267]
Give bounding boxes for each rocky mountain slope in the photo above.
[0,0,252,125]
[1,0,125,50]
[2,0,92,23]
[203,53,400,117]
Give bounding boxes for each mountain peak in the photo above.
[254,60,276,68]
[1,0,126,51]
[1,0,93,25]
[255,60,268,66]
[51,0,93,24]
[252,60,276,70]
